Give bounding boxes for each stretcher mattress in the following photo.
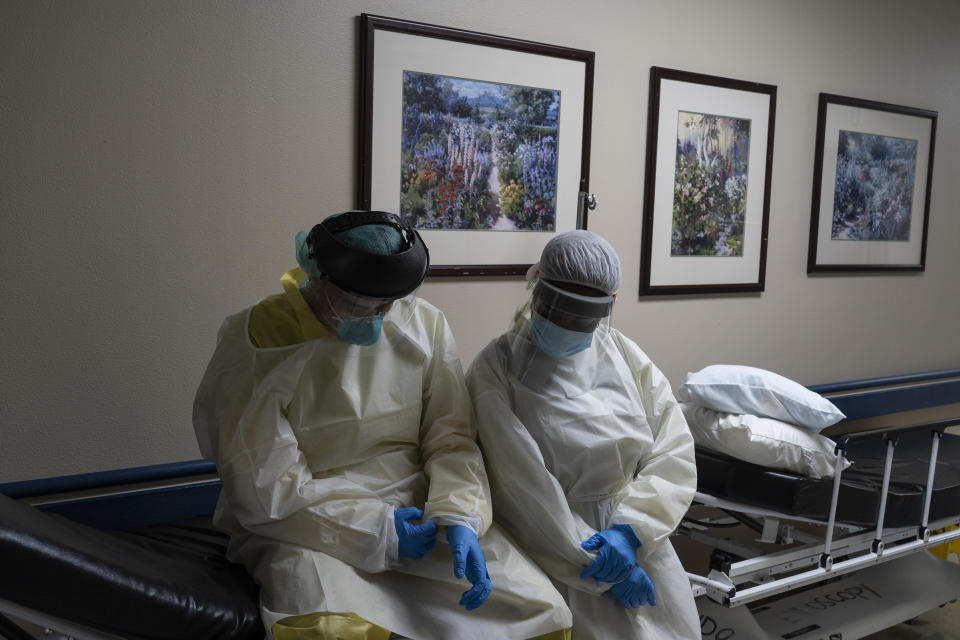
[0,493,263,640]
[695,431,960,527]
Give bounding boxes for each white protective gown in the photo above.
[466,308,701,640]
[193,282,571,640]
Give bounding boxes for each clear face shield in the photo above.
[312,278,397,346]
[300,211,430,345]
[528,279,614,358]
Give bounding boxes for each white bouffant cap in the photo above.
[532,230,621,295]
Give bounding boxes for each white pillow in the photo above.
[681,404,850,479]
[677,364,845,431]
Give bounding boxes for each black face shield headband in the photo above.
[532,278,614,333]
[305,212,430,299]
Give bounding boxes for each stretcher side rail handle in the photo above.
[919,431,942,540]
[819,444,847,569]
[722,526,960,607]
[871,437,897,555]
[835,416,959,446]
[687,572,736,603]
[722,515,959,585]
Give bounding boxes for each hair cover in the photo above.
[328,211,405,255]
[295,230,324,277]
[537,230,621,295]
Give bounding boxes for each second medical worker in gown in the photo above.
[193,211,571,640]
[466,230,700,639]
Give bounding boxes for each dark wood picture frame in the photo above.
[808,93,937,273]
[640,66,776,296]
[359,14,595,276]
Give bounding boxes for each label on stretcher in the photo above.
[697,552,960,640]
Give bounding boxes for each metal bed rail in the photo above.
[683,513,958,585]
[685,416,960,607]
[689,520,960,606]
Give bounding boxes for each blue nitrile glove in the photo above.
[610,565,657,608]
[580,524,641,583]
[394,507,437,559]
[446,525,492,610]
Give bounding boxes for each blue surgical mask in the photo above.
[336,314,384,346]
[530,311,593,358]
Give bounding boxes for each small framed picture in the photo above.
[640,67,776,295]
[359,14,595,276]
[808,93,937,272]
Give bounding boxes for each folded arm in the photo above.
[609,333,697,555]
[418,312,491,536]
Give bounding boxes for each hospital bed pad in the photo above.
[694,430,960,527]
[0,492,263,640]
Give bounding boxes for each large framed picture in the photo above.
[359,14,595,276]
[640,67,776,296]
[807,93,937,272]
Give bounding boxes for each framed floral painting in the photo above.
[808,93,937,272]
[359,14,595,276]
[640,67,776,295]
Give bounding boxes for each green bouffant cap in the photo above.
[328,211,404,256]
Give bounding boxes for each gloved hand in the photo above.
[580,524,641,583]
[394,507,437,559]
[610,565,656,608]
[446,525,492,610]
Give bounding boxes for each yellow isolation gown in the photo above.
[193,269,571,640]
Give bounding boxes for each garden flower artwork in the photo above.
[400,70,559,232]
[832,131,917,242]
[672,111,751,257]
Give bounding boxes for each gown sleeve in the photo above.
[193,312,400,574]
[466,341,610,595]
[418,309,492,536]
[608,330,697,555]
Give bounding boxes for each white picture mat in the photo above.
[649,79,771,287]
[814,103,932,266]
[370,29,586,268]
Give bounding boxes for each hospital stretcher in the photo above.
[681,369,960,640]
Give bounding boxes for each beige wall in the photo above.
[2,0,958,482]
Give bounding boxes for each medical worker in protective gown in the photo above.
[465,230,700,639]
[193,211,572,640]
